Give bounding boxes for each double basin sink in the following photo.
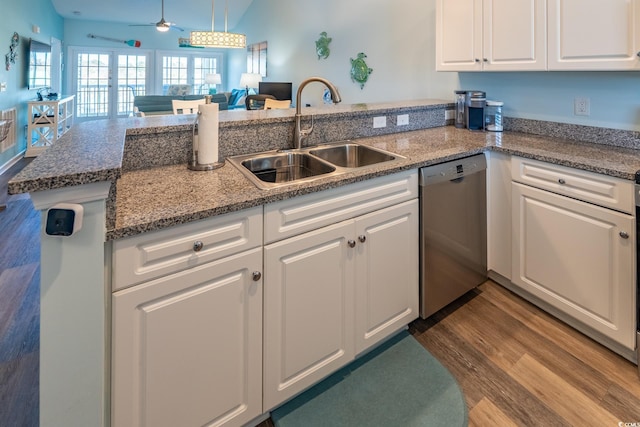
[227,142,404,189]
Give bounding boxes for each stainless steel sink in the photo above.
[227,141,404,190]
[232,152,336,189]
[309,143,397,168]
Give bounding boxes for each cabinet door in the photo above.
[483,0,547,71]
[112,248,263,427]
[436,0,483,71]
[263,221,355,411]
[548,0,640,70]
[354,200,419,354]
[512,183,635,349]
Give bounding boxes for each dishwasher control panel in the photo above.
[419,153,486,186]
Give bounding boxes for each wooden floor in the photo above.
[410,282,640,426]
[0,158,40,427]
[1,158,639,426]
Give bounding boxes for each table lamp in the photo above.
[239,73,262,97]
[204,73,222,94]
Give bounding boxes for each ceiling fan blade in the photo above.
[128,0,181,32]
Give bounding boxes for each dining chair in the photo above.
[263,99,291,109]
[172,99,207,115]
[245,94,276,110]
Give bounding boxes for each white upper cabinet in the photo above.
[437,0,640,71]
[436,0,547,71]
[548,0,640,70]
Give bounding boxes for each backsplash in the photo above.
[122,103,448,172]
[504,117,640,150]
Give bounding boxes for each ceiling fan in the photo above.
[130,0,183,32]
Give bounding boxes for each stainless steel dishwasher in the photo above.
[419,154,487,318]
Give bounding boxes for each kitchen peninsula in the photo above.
[9,100,640,427]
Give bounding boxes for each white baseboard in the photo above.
[0,150,26,176]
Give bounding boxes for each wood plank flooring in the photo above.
[2,158,639,426]
[0,158,39,427]
[409,282,640,426]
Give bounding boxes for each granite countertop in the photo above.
[9,99,640,241]
[110,127,640,240]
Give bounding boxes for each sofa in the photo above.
[133,94,229,116]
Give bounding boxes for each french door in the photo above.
[69,47,151,121]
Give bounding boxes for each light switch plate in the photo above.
[0,82,6,92]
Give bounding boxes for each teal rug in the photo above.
[271,331,467,427]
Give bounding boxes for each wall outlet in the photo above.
[0,82,6,92]
[397,114,409,126]
[574,97,590,116]
[445,110,455,121]
[373,116,386,128]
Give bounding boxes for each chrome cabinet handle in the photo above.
[347,240,356,248]
[483,58,488,62]
[252,271,262,281]
[558,178,566,185]
[358,235,366,243]
[193,241,204,252]
[619,231,629,239]
[474,58,480,63]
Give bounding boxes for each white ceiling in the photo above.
[51,0,254,31]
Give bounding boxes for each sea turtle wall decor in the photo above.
[350,52,373,89]
[315,32,332,60]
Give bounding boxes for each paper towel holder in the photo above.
[188,95,224,171]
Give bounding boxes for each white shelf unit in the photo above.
[26,95,75,157]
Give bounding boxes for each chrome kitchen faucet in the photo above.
[293,77,342,150]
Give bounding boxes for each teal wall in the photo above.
[0,0,63,169]
[229,0,457,106]
[459,71,640,131]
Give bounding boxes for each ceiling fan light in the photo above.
[157,25,170,32]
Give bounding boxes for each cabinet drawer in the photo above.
[511,156,634,213]
[264,170,418,244]
[112,206,262,291]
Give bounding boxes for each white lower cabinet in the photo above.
[263,199,419,410]
[512,182,636,349]
[111,206,264,427]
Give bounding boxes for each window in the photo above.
[247,41,267,77]
[158,52,222,95]
[118,55,147,115]
[76,53,110,118]
[194,57,219,95]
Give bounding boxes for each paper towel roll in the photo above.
[197,102,219,164]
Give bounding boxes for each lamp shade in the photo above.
[239,73,262,89]
[205,73,222,85]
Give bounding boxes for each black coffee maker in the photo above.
[465,91,486,131]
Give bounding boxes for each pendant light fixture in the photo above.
[190,0,246,48]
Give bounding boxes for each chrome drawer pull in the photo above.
[619,231,629,239]
[193,241,204,252]
[358,235,366,243]
[347,240,356,248]
[558,178,566,185]
[252,271,262,281]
